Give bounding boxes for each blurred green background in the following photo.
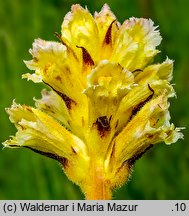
[0,0,188,199]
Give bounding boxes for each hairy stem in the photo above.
[82,157,112,200]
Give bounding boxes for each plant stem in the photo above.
[83,157,112,200]
[84,178,112,200]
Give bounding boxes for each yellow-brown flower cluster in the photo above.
[4,4,183,199]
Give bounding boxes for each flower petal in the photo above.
[24,38,89,139]
[135,58,174,84]
[83,60,134,156]
[24,38,85,103]
[61,4,99,62]
[108,93,182,172]
[35,89,88,141]
[94,4,116,41]
[35,89,70,129]
[94,4,119,59]
[4,102,87,161]
[115,79,175,133]
[111,18,162,71]
[87,60,134,95]
[84,60,134,130]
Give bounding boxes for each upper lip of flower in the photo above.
[4,3,183,190]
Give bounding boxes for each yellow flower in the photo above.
[4,4,183,199]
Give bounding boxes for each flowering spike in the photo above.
[4,4,183,200]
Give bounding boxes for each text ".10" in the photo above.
[175,203,187,211]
